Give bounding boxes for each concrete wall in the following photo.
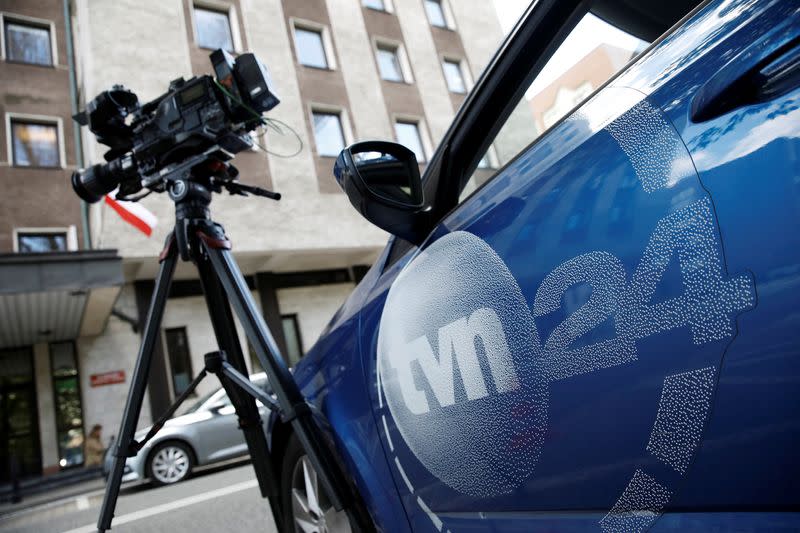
[77,285,153,440]
[449,0,504,81]
[160,292,258,399]
[326,0,392,141]
[277,282,355,350]
[392,0,454,143]
[33,342,59,473]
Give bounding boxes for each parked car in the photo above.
[104,373,271,486]
[266,0,800,531]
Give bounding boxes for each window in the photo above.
[443,59,467,93]
[165,328,194,397]
[50,342,85,469]
[424,0,449,28]
[17,231,67,253]
[363,0,387,11]
[3,19,53,66]
[394,120,427,163]
[294,26,329,69]
[312,110,346,157]
[193,6,234,51]
[459,13,648,201]
[10,120,60,167]
[376,44,404,82]
[249,315,304,369]
[281,315,304,367]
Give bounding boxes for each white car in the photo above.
[103,373,271,486]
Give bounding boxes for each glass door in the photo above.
[0,347,41,482]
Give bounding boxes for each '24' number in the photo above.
[532,198,755,381]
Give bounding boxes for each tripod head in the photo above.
[166,157,281,261]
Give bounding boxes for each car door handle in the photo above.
[691,21,800,122]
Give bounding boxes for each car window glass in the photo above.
[179,387,219,415]
[458,13,648,202]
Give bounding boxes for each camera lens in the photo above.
[71,162,119,203]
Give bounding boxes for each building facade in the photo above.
[0,0,506,482]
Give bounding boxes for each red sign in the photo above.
[91,370,126,387]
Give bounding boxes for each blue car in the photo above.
[267,0,800,531]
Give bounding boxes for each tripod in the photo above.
[98,176,364,532]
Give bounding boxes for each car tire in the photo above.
[146,441,194,486]
[281,434,353,533]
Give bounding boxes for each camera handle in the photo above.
[97,178,369,532]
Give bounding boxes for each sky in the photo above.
[490,0,646,97]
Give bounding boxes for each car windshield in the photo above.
[179,387,219,415]
[176,377,269,415]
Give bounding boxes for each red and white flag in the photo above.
[104,191,158,237]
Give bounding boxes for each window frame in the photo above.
[309,105,352,158]
[280,314,305,367]
[0,12,58,66]
[374,38,413,83]
[441,56,471,94]
[362,0,393,13]
[291,18,337,70]
[13,226,77,253]
[392,116,432,164]
[5,113,66,169]
[163,327,195,399]
[424,0,456,30]
[191,1,243,53]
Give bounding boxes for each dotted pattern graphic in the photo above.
[617,198,755,346]
[378,231,548,499]
[606,99,692,193]
[375,92,757,532]
[533,251,637,381]
[599,470,672,533]
[646,367,716,473]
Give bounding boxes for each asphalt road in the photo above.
[0,462,278,533]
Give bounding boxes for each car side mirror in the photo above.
[334,141,427,244]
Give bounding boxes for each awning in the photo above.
[0,250,123,348]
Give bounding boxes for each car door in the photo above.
[616,1,800,528]
[360,1,767,531]
[194,388,244,462]
[196,377,273,463]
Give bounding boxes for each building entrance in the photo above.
[0,347,41,482]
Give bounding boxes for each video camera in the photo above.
[72,49,279,203]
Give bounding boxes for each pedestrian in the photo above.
[84,424,105,467]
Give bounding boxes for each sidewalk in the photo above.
[0,468,105,517]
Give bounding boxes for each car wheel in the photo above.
[281,434,353,533]
[147,441,194,486]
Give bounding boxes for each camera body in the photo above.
[73,49,279,203]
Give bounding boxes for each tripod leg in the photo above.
[194,247,284,524]
[198,235,356,520]
[97,236,178,533]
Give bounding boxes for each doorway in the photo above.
[0,347,41,482]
